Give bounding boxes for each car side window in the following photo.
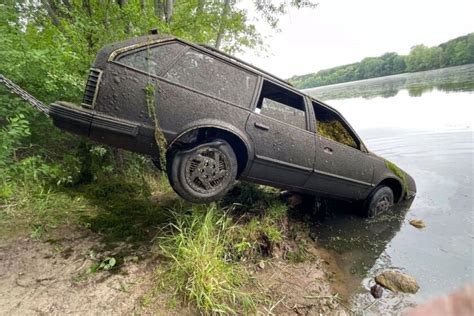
[164,49,257,106]
[256,80,306,130]
[116,42,185,76]
[313,102,359,149]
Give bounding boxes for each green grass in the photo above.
[1,161,309,314]
[0,180,90,239]
[156,204,257,314]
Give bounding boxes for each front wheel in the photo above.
[168,139,238,203]
[363,185,394,218]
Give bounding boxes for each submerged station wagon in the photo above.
[50,34,416,217]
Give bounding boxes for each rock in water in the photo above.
[287,193,303,207]
[375,270,420,294]
[371,284,383,298]
[410,219,426,229]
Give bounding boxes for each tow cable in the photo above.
[0,74,50,116]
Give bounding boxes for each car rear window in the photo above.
[164,49,257,106]
[116,42,185,76]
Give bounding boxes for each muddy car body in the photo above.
[50,34,416,216]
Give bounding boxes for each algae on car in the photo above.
[384,159,408,193]
[317,119,357,148]
[144,82,168,169]
[144,39,168,170]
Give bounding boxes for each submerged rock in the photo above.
[410,219,426,229]
[287,193,304,207]
[371,284,384,298]
[375,270,420,294]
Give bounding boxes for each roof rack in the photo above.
[198,44,294,87]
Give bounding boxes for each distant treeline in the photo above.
[289,33,474,89]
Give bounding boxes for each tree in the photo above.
[215,0,231,49]
[289,32,474,89]
[165,0,174,23]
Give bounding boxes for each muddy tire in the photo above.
[168,139,237,203]
[363,185,394,218]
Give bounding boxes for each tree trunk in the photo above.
[215,0,231,49]
[140,0,145,13]
[40,0,61,28]
[165,0,174,23]
[62,0,72,10]
[197,0,205,14]
[154,0,165,20]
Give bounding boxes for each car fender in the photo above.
[372,174,405,202]
[169,118,255,162]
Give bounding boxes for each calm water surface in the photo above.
[304,65,474,313]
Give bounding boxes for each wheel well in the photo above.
[378,178,403,202]
[168,127,249,177]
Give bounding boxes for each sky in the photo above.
[237,0,474,79]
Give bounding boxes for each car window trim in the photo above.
[252,78,311,132]
[251,110,314,135]
[114,41,188,77]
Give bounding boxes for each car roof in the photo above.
[99,33,341,115]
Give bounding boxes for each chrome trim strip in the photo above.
[255,154,313,172]
[108,38,173,61]
[312,169,374,187]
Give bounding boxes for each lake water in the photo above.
[304,64,474,314]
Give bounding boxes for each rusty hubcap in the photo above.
[185,147,230,193]
[374,195,393,215]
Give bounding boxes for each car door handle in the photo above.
[254,122,269,131]
[323,146,333,154]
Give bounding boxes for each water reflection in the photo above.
[301,65,474,314]
[310,199,411,285]
[304,64,474,101]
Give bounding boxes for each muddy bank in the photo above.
[0,226,164,315]
[0,220,347,315]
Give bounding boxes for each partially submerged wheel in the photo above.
[363,185,394,218]
[168,139,237,203]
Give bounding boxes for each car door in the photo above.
[245,79,315,188]
[305,101,374,199]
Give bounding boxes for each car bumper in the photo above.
[50,101,159,156]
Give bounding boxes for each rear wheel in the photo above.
[168,139,237,203]
[363,185,394,218]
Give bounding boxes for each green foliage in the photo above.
[0,113,30,168]
[157,205,256,314]
[290,33,474,89]
[221,183,288,260]
[98,256,117,271]
[0,1,319,313]
[0,0,318,203]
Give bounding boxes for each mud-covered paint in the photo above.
[50,34,417,204]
